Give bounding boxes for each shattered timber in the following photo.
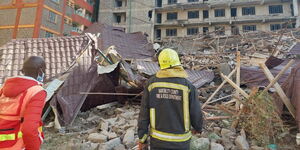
[1,23,300,149]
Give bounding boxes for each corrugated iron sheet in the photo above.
[136,60,160,76]
[265,56,284,69]
[186,70,214,89]
[241,59,300,131]
[83,23,155,60]
[290,42,300,55]
[0,23,157,126]
[240,59,300,88]
[135,60,214,88]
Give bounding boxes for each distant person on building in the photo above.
[137,48,203,150]
[0,56,47,150]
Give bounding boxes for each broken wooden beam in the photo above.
[207,95,233,104]
[220,73,250,99]
[262,59,295,93]
[202,68,237,108]
[80,92,139,96]
[259,63,296,118]
[235,50,241,110]
[205,116,231,120]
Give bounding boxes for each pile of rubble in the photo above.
[43,102,297,150]
[191,128,254,150]
[43,104,140,150]
[169,29,300,69]
[42,104,254,150]
[40,28,300,150]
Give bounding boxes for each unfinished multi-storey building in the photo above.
[71,0,99,35]
[154,0,300,41]
[98,0,155,39]
[0,0,75,46]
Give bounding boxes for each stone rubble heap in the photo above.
[45,104,265,150]
[86,105,140,150]
[174,29,300,71]
[190,127,266,150]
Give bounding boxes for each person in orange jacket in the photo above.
[0,56,47,150]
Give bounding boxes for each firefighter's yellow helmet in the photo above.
[158,48,181,69]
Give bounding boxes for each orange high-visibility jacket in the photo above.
[0,76,46,150]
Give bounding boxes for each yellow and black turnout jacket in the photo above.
[138,67,203,149]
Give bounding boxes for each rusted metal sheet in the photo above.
[240,59,300,88]
[186,70,214,89]
[290,42,300,55]
[136,60,160,76]
[265,56,284,69]
[241,58,300,130]
[83,23,155,60]
[135,60,214,88]
[280,63,300,128]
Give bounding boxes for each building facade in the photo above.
[154,0,300,41]
[98,0,155,39]
[0,0,74,46]
[71,0,98,35]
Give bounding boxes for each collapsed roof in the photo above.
[0,23,155,85]
[0,23,156,126]
[0,35,90,85]
[0,23,215,126]
[83,23,155,60]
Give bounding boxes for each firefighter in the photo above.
[138,48,203,150]
[0,56,46,150]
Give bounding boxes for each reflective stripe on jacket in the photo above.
[0,85,44,150]
[138,70,203,149]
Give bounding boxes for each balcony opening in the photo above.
[156,29,161,40]
[148,10,153,20]
[188,11,199,19]
[156,0,162,7]
[113,13,126,25]
[269,5,283,14]
[203,27,209,35]
[231,26,239,35]
[215,26,225,35]
[188,0,199,2]
[167,12,178,20]
[64,18,72,25]
[166,29,177,36]
[72,22,83,33]
[48,11,57,24]
[156,13,162,23]
[115,0,123,7]
[243,25,256,32]
[231,8,237,17]
[187,28,199,35]
[282,22,296,29]
[242,7,256,15]
[270,24,282,31]
[74,5,84,17]
[85,11,92,22]
[168,0,177,5]
[203,10,209,19]
[290,4,294,16]
[215,9,225,17]
[116,15,121,23]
